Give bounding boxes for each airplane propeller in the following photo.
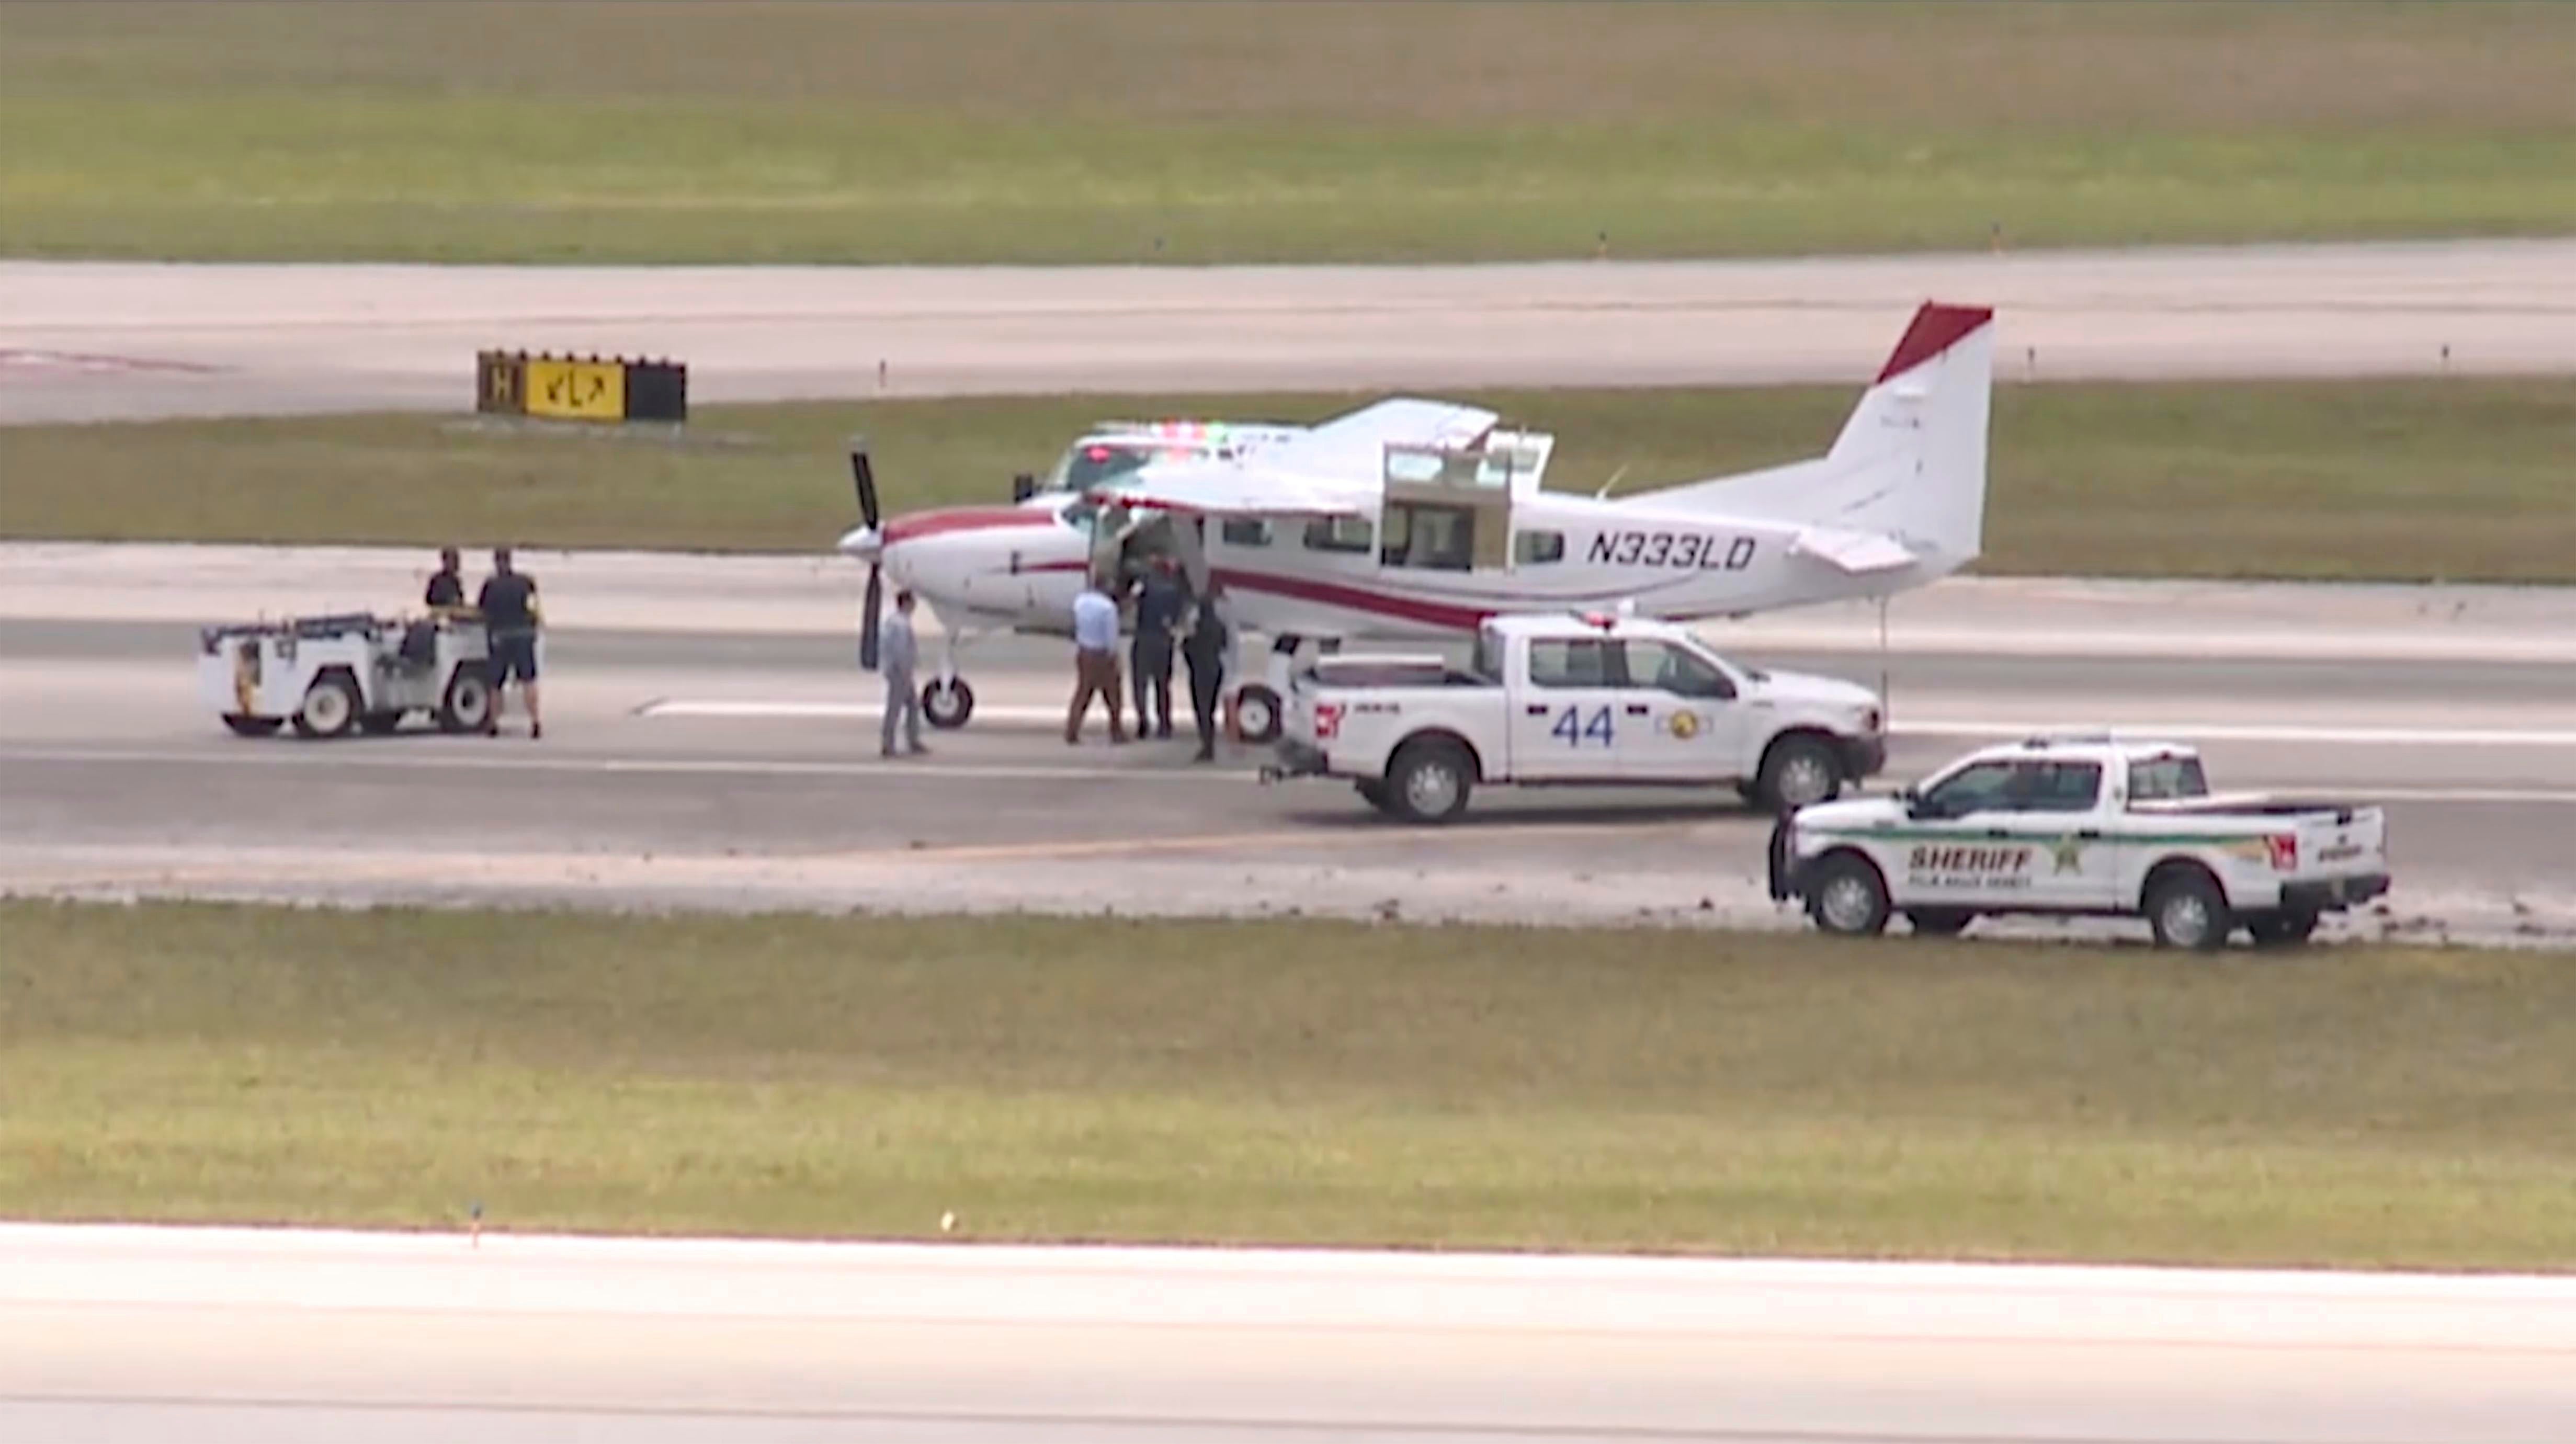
[851,439,884,671]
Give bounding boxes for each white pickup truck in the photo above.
[1264,613,1887,823]
[1769,735,2391,949]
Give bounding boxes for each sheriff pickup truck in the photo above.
[1769,735,2391,949]
[1265,613,1887,823]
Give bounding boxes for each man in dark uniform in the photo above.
[476,546,543,739]
[1182,577,1233,763]
[1129,556,1186,740]
[424,547,467,610]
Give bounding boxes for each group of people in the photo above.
[424,545,544,739]
[1066,556,1235,761]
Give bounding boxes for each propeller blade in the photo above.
[849,439,881,531]
[858,564,883,672]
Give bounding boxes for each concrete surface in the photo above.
[6,1223,2573,1443]
[7,240,2575,423]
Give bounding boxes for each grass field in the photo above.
[4,2,2572,263]
[4,899,2573,1267]
[6,378,2573,583]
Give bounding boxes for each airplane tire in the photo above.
[1234,685,1282,745]
[923,678,975,730]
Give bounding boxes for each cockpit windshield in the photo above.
[1043,438,1212,493]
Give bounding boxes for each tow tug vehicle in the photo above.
[1768,734,2392,949]
[199,610,494,739]
[1262,611,1887,823]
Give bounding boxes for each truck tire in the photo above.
[1807,853,1891,936]
[1386,740,1472,825]
[2146,867,2232,951]
[1754,733,1843,815]
[1234,685,1282,745]
[2249,909,2320,948]
[222,714,281,738]
[291,670,362,740]
[438,667,494,734]
[922,677,975,730]
[1905,908,1974,937]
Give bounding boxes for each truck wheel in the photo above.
[1386,741,1472,825]
[1905,908,1974,937]
[1807,854,1890,936]
[438,667,494,734]
[923,677,975,730]
[359,710,404,736]
[2146,869,2233,951]
[291,672,361,739]
[2249,909,2320,948]
[222,714,281,738]
[1755,734,1842,814]
[1234,685,1282,745]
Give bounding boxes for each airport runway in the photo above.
[7,545,2574,945]
[6,239,2576,423]
[8,1223,2574,1443]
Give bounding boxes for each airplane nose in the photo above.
[836,524,882,560]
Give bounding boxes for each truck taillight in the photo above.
[1315,703,1342,740]
[2266,833,2298,871]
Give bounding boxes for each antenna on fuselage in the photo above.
[1594,464,1630,501]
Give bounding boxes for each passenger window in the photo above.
[1301,515,1374,554]
[1514,530,1565,566]
[1219,518,1272,548]
[1616,640,1734,699]
[1526,639,1611,688]
[1380,503,1473,571]
[2128,756,2209,802]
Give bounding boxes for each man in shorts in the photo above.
[476,546,543,739]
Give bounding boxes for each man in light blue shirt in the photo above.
[1065,574,1127,744]
[878,589,926,757]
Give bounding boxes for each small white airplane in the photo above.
[838,300,1995,741]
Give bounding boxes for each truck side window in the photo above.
[1615,640,1734,699]
[2012,761,2104,813]
[1526,639,1611,688]
[1220,518,1273,548]
[2129,756,2208,802]
[1920,760,2015,815]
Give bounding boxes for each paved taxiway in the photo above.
[7,545,2574,944]
[9,1224,2574,1444]
[7,239,2576,423]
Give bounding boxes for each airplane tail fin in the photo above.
[1639,302,1995,575]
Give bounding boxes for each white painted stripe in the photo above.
[1897,719,2576,747]
[638,699,2576,748]
[6,746,2576,805]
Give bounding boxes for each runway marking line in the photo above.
[638,701,2576,749]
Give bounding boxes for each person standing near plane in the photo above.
[1066,571,1127,744]
[1182,576,1234,763]
[1130,556,1186,741]
[877,588,927,757]
[424,547,467,610]
[476,546,543,740]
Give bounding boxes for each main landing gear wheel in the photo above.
[291,671,361,740]
[438,667,494,734]
[923,677,975,730]
[1234,684,1282,745]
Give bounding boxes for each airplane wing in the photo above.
[1086,396,1500,519]
[1091,460,1376,518]
[1790,525,1919,574]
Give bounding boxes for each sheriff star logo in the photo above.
[2050,834,2087,874]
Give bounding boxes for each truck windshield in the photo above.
[2129,755,2210,801]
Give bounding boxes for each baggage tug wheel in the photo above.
[439,667,493,734]
[291,670,361,739]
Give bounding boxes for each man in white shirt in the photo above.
[877,589,926,757]
[1065,573,1127,744]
